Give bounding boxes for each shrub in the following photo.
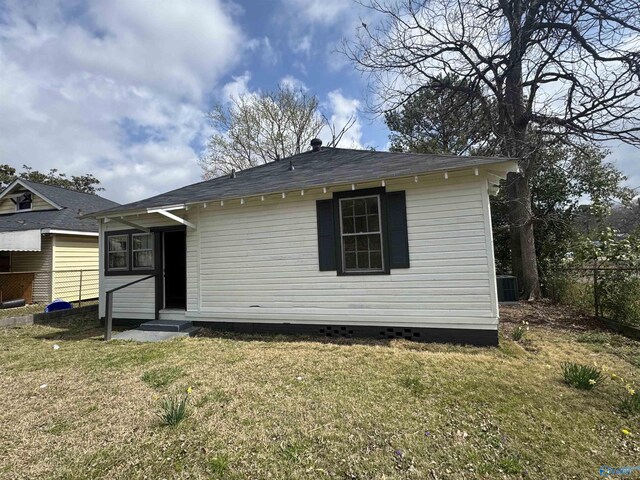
[599,273,640,327]
[545,271,594,312]
[561,362,602,390]
[157,388,191,426]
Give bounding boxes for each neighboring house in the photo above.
[0,179,119,304]
[88,142,517,346]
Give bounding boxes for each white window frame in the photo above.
[15,193,33,212]
[107,234,129,271]
[131,233,154,270]
[339,194,384,273]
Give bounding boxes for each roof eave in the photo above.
[86,158,518,220]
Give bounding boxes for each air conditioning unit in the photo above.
[496,275,518,303]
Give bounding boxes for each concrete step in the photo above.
[138,319,193,332]
[159,309,187,321]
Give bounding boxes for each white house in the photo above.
[88,142,516,345]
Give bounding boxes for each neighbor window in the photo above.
[339,195,384,272]
[15,193,32,211]
[107,235,129,271]
[132,233,154,269]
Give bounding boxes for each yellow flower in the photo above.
[611,373,617,379]
[187,386,193,395]
[626,386,636,396]
[621,429,631,436]
[588,379,597,385]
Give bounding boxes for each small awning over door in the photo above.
[0,229,41,251]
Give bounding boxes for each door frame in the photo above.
[151,225,186,316]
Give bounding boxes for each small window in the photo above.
[107,235,128,271]
[339,195,384,272]
[132,233,154,269]
[15,193,32,211]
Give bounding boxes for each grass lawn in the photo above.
[0,303,638,479]
[0,300,97,319]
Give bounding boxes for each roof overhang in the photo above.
[0,179,63,210]
[41,229,98,237]
[86,159,518,220]
[0,229,42,251]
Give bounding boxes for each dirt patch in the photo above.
[500,300,608,332]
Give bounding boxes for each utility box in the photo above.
[496,275,518,303]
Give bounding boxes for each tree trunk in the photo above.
[506,172,523,286]
[515,174,541,299]
[502,0,541,299]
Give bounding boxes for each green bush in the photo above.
[545,272,594,313]
[561,362,602,390]
[599,274,640,326]
[157,392,189,426]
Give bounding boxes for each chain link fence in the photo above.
[0,269,99,306]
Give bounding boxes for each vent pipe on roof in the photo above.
[310,138,322,152]
[288,160,295,171]
[230,168,236,179]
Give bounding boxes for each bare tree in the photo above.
[344,0,640,299]
[199,86,356,178]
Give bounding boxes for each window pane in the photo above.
[343,236,356,252]
[369,234,381,251]
[133,251,153,268]
[345,252,357,269]
[342,217,355,234]
[367,214,379,232]
[340,195,384,273]
[342,200,354,216]
[370,251,382,269]
[109,236,127,252]
[355,216,367,233]
[109,252,127,269]
[357,252,369,269]
[366,197,378,214]
[133,234,152,250]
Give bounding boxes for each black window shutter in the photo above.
[316,199,337,271]
[386,191,410,269]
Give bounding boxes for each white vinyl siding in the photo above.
[98,213,176,319]
[102,275,156,319]
[184,173,497,330]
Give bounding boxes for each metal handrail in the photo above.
[104,274,155,341]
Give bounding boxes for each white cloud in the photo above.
[222,72,252,101]
[606,141,640,192]
[247,36,279,66]
[320,90,363,149]
[279,75,308,92]
[281,0,351,25]
[292,35,312,56]
[0,0,244,203]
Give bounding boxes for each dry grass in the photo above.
[0,304,638,479]
[0,300,98,319]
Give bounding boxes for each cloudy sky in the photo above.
[0,0,638,204]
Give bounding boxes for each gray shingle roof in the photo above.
[0,180,119,233]
[91,147,512,217]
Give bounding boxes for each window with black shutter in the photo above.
[316,188,410,275]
